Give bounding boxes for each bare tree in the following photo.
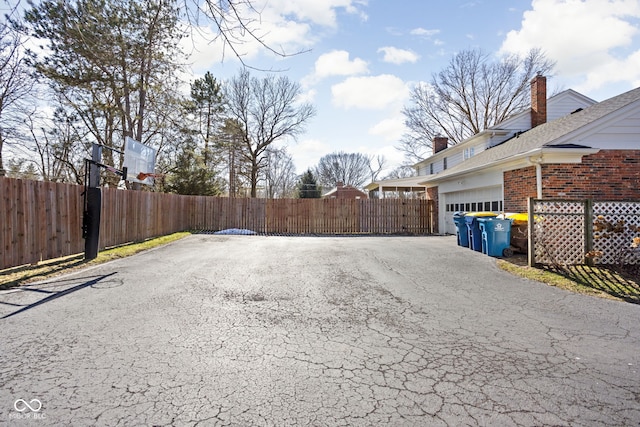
[369,154,387,183]
[315,151,380,189]
[224,69,315,197]
[383,165,416,180]
[0,5,35,176]
[215,118,246,197]
[262,147,297,198]
[23,106,89,183]
[400,48,554,162]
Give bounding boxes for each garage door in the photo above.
[442,186,503,234]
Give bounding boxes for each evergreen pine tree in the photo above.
[297,169,321,198]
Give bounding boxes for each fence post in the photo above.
[527,197,536,267]
[584,198,594,266]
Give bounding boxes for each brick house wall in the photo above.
[504,150,640,212]
[426,186,439,233]
[504,166,537,212]
[542,150,639,200]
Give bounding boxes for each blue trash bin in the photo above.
[452,212,468,247]
[465,212,497,252]
[478,218,513,257]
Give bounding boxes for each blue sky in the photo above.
[185,1,640,174]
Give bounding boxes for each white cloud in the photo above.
[315,50,369,78]
[288,138,332,173]
[369,116,406,141]
[378,47,419,65]
[257,0,368,27]
[296,89,318,104]
[331,74,410,110]
[180,0,368,73]
[180,25,226,71]
[500,0,640,91]
[410,27,440,37]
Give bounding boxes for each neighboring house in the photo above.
[322,182,368,199]
[368,75,640,234]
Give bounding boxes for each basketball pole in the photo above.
[82,138,151,260]
[83,143,127,260]
[84,144,102,260]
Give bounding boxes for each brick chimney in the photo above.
[530,74,547,128]
[336,181,344,188]
[433,136,448,154]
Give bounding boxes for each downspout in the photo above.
[528,156,543,199]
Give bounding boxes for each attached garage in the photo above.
[441,186,503,234]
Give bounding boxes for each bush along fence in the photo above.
[528,198,640,268]
[1,177,435,270]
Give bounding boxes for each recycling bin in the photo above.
[478,218,513,257]
[452,212,468,247]
[465,212,497,252]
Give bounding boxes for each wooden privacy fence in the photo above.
[1,177,434,270]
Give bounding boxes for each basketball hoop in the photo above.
[136,172,164,181]
[123,137,157,185]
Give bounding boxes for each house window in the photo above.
[491,201,499,211]
[464,147,475,160]
[430,163,434,174]
[443,157,447,170]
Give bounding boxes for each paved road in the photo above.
[1,235,639,426]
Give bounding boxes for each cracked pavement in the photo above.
[1,235,639,426]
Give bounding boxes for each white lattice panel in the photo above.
[532,205,585,265]
[533,200,585,216]
[532,200,640,266]
[593,202,640,265]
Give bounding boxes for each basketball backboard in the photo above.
[122,137,157,185]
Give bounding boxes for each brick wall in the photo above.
[542,150,639,200]
[504,150,640,212]
[504,166,537,212]
[324,185,368,199]
[426,186,439,233]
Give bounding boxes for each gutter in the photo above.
[527,156,543,199]
[417,146,600,187]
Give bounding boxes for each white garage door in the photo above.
[442,186,503,234]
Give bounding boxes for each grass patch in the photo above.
[0,232,190,290]
[497,255,640,303]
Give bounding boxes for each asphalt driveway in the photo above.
[1,235,639,426]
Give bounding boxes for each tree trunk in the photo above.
[0,133,5,176]
[250,158,259,198]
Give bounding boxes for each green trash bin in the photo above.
[478,218,513,257]
[465,212,497,252]
[452,212,468,247]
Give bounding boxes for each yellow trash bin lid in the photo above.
[465,212,498,217]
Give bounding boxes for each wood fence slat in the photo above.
[1,179,6,268]
[1,176,434,270]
